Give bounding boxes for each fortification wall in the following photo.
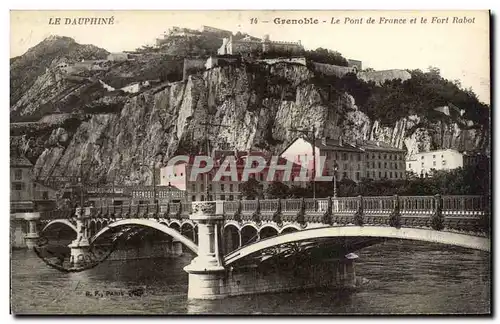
[183,58,206,80]
[357,69,412,85]
[312,62,357,77]
[259,57,307,66]
[231,40,263,54]
[266,41,303,54]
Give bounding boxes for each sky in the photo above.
[10,10,490,104]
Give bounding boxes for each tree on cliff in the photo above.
[240,178,264,199]
[265,181,290,198]
[304,48,349,66]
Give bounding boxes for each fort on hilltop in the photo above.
[217,34,304,56]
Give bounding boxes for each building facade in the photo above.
[159,151,303,202]
[406,149,463,177]
[281,137,406,183]
[361,140,406,181]
[10,156,34,212]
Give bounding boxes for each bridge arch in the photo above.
[181,222,196,242]
[241,224,259,246]
[89,219,198,254]
[224,226,490,266]
[224,221,242,231]
[169,221,181,232]
[279,225,300,234]
[41,220,77,234]
[223,223,241,254]
[259,225,279,240]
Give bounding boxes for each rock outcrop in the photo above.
[10,38,490,186]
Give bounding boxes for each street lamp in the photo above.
[332,162,339,198]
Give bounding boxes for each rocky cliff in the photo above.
[10,38,490,186]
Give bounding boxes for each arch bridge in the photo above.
[32,194,489,299]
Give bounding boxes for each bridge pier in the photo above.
[184,201,227,300]
[68,208,92,266]
[23,212,41,249]
[171,239,183,256]
[341,253,358,288]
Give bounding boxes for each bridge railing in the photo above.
[363,196,393,214]
[400,196,435,215]
[442,195,484,215]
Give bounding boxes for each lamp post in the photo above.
[333,162,338,198]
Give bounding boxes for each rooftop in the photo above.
[360,140,406,153]
[10,156,33,168]
[305,138,363,153]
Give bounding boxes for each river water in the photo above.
[11,240,490,315]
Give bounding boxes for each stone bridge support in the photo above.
[23,212,41,249]
[184,201,226,299]
[68,207,92,266]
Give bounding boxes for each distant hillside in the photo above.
[10,35,109,107]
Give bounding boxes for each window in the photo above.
[441,155,444,158]
[372,162,375,168]
[208,195,213,201]
[366,162,369,169]
[344,163,348,170]
[220,195,226,201]
[192,195,196,201]
[356,172,360,180]
[343,172,348,179]
[442,160,447,166]
[379,171,382,178]
[113,200,123,206]
[421,162,424,167]
[378,162,381,168]
[366,153,370,159]
[395,172,398,179]
[180,173,183,176]
[409,163,412,168]
[191,184,196,192]
[14,169,22,180]
[229,184,233,192]
[357,164,360,170]
[208,184,213,191]
[378,154,381,159]
[385,171,387,178]
[200,195,205,201]
[384,154,387,159]
[433,155,436,159]
[421,156,424,160]
[357,154,361,161]
[389,172,392,178]
[229,195,234,201]
[14,183,23,191]
[260,174,264,181]
[200,184,204,192]
[433,161,436,166]
[384,162,387,168]
[221,184,225,192]
[42,191,49,200]
[343,153,348,160]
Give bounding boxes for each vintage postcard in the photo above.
[10,10,491,315]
